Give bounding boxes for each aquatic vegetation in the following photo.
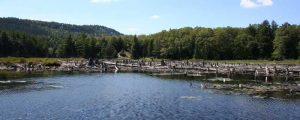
[180,96,202,100]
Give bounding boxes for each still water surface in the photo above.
[0,73,299,120]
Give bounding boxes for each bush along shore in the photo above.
[0,58,300,99]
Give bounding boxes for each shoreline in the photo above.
[1,59,300,99]
[0,59,299,76]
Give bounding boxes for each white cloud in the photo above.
[150,15,160,20]
[90,0,119,3]
[240,0,258,8]
[257,0,273,6]
[240,0,273,8]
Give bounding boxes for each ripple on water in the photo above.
[0,73,299,120]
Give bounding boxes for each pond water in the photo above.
[0,73,299,120]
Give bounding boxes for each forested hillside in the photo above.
[144,20,300,60]
[0,19,299,60]
[0,17,122,36]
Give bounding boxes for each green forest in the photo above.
[0,18,300,60]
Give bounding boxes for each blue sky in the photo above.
[0,0,299,35]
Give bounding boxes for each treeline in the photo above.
[0,30,134,59]
[0,31,48,57]
[0,20,300,60]
[138,20,300,60]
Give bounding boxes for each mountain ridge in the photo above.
[0,17,122,36]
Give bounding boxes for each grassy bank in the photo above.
[0,57,83,64]
[142,58,299,64]
[0,57,299,65]
[200,60,300,65]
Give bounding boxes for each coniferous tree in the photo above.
[256,20,273,58]
[104,40,117,59]
[58,35,77,57]
[131,35,141,59]
[272,24,300,59]
[0,32,11,57]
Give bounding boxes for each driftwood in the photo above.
[100,60,300,77]
[0,59,299,78]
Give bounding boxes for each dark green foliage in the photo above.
[131,35,142,59]
[0,32,11,57]
[272,24,300,59]
[298,42,300,59]
[111,37,124,52]
[0,31,48,57]
[145,39,154,57]
[0,19,299,60]
[103,40,117,59]
[58,35,77,57]
[256,20,274,58]
[0,17,122,36]
[135,21,299,60]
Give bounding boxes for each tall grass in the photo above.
[0,57,298,64]
[0,57,83,64]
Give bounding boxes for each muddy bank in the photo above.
[0,59,104,72]
[111,60,300,78]
[0,59,299,77]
